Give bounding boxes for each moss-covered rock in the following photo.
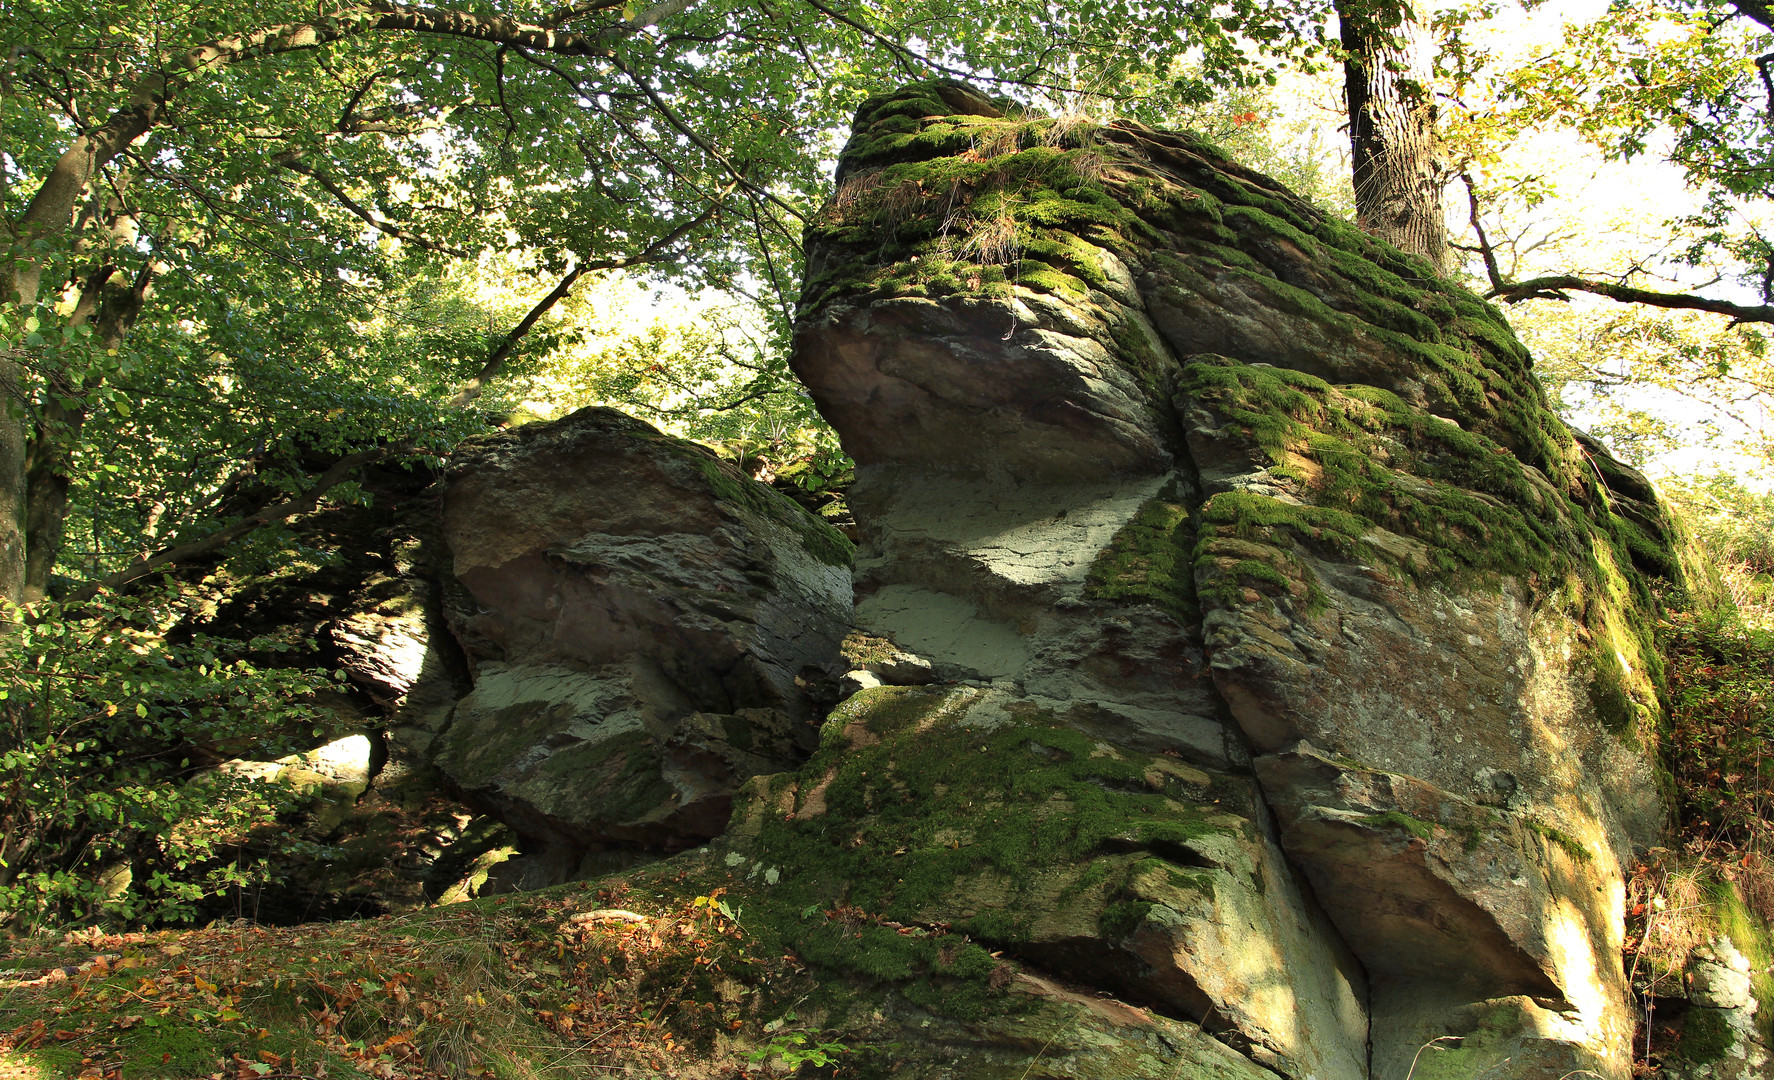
[430,407,855,879]
[717,684,1366,1079]
[785,78,1698,1078]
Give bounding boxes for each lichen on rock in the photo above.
[428,407,855,881]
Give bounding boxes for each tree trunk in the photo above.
[22,262,151,602]
[0,373,23,607]
[1,2,735,607]
[1337,0,1449,273]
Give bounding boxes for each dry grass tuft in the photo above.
[953,209,1020,267]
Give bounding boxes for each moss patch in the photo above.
[804,81,1686,750]
[1677,1006,1734,1064]
[1176,355,1676,741]
[1710,878,1774,1045]
[1083,489,1196,619]
[728,685,1249,1011]
[648,435,854,567]
[1523,819,1592,862]
[1353,810,1437,842]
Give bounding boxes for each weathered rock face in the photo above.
[755,80,1690,1078]
[425,407,854,878]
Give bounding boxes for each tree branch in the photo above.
[1489,275,1774,323]
[603,52,807,222]
[1459,173,1505,293]
[8,0,696,302]
[274,152,469,256]
[449,266,585,408]
[450,184,736,407]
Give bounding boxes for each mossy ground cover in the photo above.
[1623,608,1774,1056]
[0,880,847,1080]
[736,686,1246,969]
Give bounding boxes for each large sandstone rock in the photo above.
[748,80,1689,1078]
[426,408,854,878]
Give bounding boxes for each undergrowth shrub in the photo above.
[0,586,341,929]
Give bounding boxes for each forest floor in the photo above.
[0,875,824,1080]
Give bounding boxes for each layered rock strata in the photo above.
[762,79,1688,1078]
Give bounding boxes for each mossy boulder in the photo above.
[783,79,1697,1077]
[717,683,1366,1079]
[428,407,854,879]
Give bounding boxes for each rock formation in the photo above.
[740,79,1683,1077]
[177,455,517,920]
[421,407,855,884]
[187,80,1733,1078]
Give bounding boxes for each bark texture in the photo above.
[1338,0,1449,273]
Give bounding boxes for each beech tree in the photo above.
[1458,0,1774,323]
[1335,0,1449,272]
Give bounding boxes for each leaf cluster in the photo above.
[0,585,342,928]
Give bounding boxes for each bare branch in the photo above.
[1489,274,1774,323]
[1459,173,1505,294]
[450,266,585,408]
[604,53,807,222]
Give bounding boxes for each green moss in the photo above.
[1404,999,1529,1080]
[1678,1007,1734,1064]
[682,450,855,567]
[1524,820,1591,862]
[1710,879,1774,1044]
[1587,644,1638,737]
[120,1022,227,1078]
[826,683,962,739]
[1229,558,1293,590]
[1083,492,1196,619]
[1098,900,1154,938]
[1178,357,1622,596]
[1354,810,1437,842]
[808,79,1685,770]
[746,686,1238,977]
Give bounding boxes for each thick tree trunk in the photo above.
[1,93,162,607]
[22,262,151,601]
[0,375,23,608]
[1337,0,1449,273]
